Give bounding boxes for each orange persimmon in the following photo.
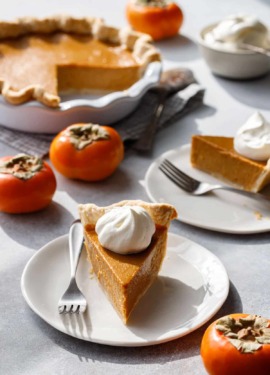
[126,0,183,40]
[0,154,56,213]
[49,123,124,181]
[201,314,270,375]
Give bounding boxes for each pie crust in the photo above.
[79,200,177,323]
[0,15,161,107]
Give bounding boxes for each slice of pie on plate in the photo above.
[191,135,270,192]
[78,200,177,324]
[0,15,161,107]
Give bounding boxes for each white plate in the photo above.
[21,232,229,347]
[145,145,270,234]
[1,62,161,134]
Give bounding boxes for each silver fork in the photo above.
[159,159,270,201]
[58,219,87,314]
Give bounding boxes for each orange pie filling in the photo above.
[0,16,161,107]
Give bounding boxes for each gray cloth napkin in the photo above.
[0,83,204,157]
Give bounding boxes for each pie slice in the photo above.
[191,135,270,192]
[0,15,161,107]
[78,200,177,324]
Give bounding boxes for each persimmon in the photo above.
[49,123,124,181]
[0,154,56,213]
[201,314,270,375]
[126,0,184,40]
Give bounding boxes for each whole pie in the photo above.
[191,135,270,192]
[79,200,177,324]
[0,15,161,107]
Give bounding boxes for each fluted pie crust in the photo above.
[0,15,161,107]
[79,200,177,324]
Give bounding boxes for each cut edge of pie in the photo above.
[0,15,161,107]
[78,200,177,324]
[191,135,270,192]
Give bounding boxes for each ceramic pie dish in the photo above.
[0,61,161,133]
[0,14,161,133]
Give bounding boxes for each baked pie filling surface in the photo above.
[0,16,161,107]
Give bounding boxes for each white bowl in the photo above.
[0,61,162,134]
[198,23,270,79]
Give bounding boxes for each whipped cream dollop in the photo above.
[234,112,270,161]
[95,206,155,254]
[204,14,269,51]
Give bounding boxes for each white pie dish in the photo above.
[0,61,162,134]
[198,23,270,79]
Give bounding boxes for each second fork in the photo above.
[58,220,87,314]
[159,158,270,201]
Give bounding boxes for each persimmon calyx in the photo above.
[216,315,270,353]
[68,123,110,150]
[134,0,169,8]
[0,154,43,180]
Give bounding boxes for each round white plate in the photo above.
[145,145,270,234]
[21,232,229,347]
[1,62,161,134]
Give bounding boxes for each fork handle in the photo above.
[132,88,167,152]
[69,219,84,278]
[215,186,270,201]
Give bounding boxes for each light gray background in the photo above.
[1,1,270,374]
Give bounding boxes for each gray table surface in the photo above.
[1,0,270,374]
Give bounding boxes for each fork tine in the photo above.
[58,305,65,314]
[72,305,80,313]
[79,305,87,313]
[59,304,84,315]
[65,305,72,313]
[159,164,193,192]
[161,159,201,191]
[161,161,192,189]
[163,159,196,184]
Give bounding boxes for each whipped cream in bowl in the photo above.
[95,206,156,255]
[234,112,270,161]
[203,14,269,52]
[198,14,270,79]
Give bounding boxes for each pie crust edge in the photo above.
[78,199,178,229]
